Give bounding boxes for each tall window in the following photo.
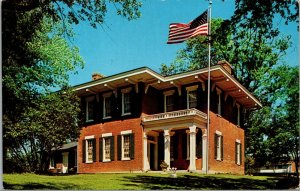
[123,135,130,159]
[103,92,112,119]
[164,90,175,112]
[87,139,94,163]
[186,85,198,109]
[104,137,111,161]
[214,132,223,161]
[216,88,222,115]
[86,97,94,122]
[235,141,242,165]
[121,88,132,116]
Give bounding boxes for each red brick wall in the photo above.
[78,118,143,173]
[208,111,245,174]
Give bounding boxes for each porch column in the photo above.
[202,129,208,173]
[189,125,197,172]
[143,132,150,171]
[164,129,171,169]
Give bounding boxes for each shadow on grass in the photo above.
[122,174,297,190]
[3,181,79,190]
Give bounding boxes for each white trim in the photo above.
[236,139,241,143]
[164,93,175,112]
[103,96,112,119]
[121,134,131,160]
[121,130,132,135]
[187,88,198,109]
[85,139,94,163]
[85,96,95,122]
[102,133,112,137]
[121,90,132,116]
[215,130,222,136]
[85,135,95,140]
[236,141,241,165]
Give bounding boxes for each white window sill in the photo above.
[49,167,55,169]
[85,161,93,164]
[86,119,94,123]
[121,158,131,161]
[103,159,111,162]
[103,116,112,120]
[216,158,222,161]
[121,113,131,116]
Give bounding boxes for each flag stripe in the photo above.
[167,10,208,44]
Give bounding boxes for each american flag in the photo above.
[167,10,208,44]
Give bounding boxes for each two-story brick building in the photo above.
[69,61,261,174]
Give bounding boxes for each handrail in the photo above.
[142,108,207,122]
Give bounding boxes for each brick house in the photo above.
[72,61,261,174]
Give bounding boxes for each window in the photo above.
[123,135,130,159]
[118,130,134,161]
[235,140,242,165]
[83,135,95,163]
[121,88,132,116]
[49,155,55,169]
[164,90,175,112]
[186,85,198,109]
[104,137,111,161]
[86,97,94,122]
[103,92,112,119]
[214,131,223,161]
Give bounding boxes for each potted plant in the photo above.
[160,161,169,173]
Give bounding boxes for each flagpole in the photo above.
[206,0,212,175]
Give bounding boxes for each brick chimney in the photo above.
[92,73,105,81]
[217,60,233,75]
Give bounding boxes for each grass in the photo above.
[3,172,298,190]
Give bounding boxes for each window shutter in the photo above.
[92,138,96,162]
[182,134,187,159]
[240,143,242,164]
[99,138,103,162]
[196,130,202,158]
[82,140,86,163]
[129,133,135,159]
[221,135,224,161]
[214,134,217,159]
[117,135,122,160]
[110,136,115,161]
[235,142,238,164]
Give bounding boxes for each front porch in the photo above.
[141,108,208,172]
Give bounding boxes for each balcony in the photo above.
[142,108,207,130]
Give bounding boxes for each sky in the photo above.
[69,0,298,86]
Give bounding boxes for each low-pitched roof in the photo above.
[73,64,262,109]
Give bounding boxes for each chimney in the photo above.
[92,73,105,81]
[217,60,233,75]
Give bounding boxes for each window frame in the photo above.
[102,133,112,162]
[85,135,95,163]
[215,131,223,161]
[216,88,222,116]
[163,90,175,112]
[121,88,132,116]
[186,85,198,109]
[236,104,241,126]
[120,130,132,161]
[236,139,242,165]
[85,96,95,122]
[103,92,112,119]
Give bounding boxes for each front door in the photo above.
[62,152,69,173]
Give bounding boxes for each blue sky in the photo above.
[69,0,298,86]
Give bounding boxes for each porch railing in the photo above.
[142,108,207,122]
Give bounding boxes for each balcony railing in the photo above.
[142,108,207,122]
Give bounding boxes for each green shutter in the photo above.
[221,135,224,161]
[92,138,96,162]
[99,138,103,162]
[110,136,115,161]
[82,140,86,163]
[196,130,202,158]
[117,135,122,160]
[129,133,135,159]
[240,143,242,164]
[214,134,217,159]
[235,142,238,164]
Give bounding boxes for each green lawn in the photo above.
[3,173,297,190]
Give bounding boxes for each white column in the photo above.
[202,129,208,173]
[154,136,158,170]
[164,129,171,169]
[143,132,150,171]
[189,125,197,172]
